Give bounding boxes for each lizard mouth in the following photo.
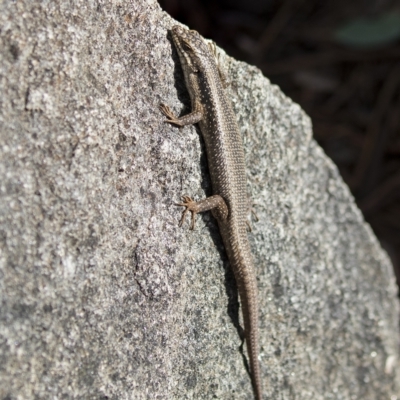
[171,25,184,36]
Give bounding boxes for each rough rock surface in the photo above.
[0,0,399,399]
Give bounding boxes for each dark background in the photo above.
[158,0,400,289]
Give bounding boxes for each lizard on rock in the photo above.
[160,25,263,400]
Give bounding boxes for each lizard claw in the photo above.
[246,220,252,232]
[176,196,198,230]
[251,208,259,222]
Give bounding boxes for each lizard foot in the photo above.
[159,104,183,126]
[176,196,199,230]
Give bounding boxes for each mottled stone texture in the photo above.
[0,0,399,399]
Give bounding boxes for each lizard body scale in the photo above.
[160,25,262,400]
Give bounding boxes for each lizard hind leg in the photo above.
[176,194,229,230]
[159,99,203,127]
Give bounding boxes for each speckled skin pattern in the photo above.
[160,25,262,400]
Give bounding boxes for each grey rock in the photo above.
[0,0,399,399]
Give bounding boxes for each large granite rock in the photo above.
[0,0,399,399]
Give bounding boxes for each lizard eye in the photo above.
[182,40,193,52]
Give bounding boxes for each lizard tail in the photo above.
[239,273,262,400]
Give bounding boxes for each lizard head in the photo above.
[170,25,213,74]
